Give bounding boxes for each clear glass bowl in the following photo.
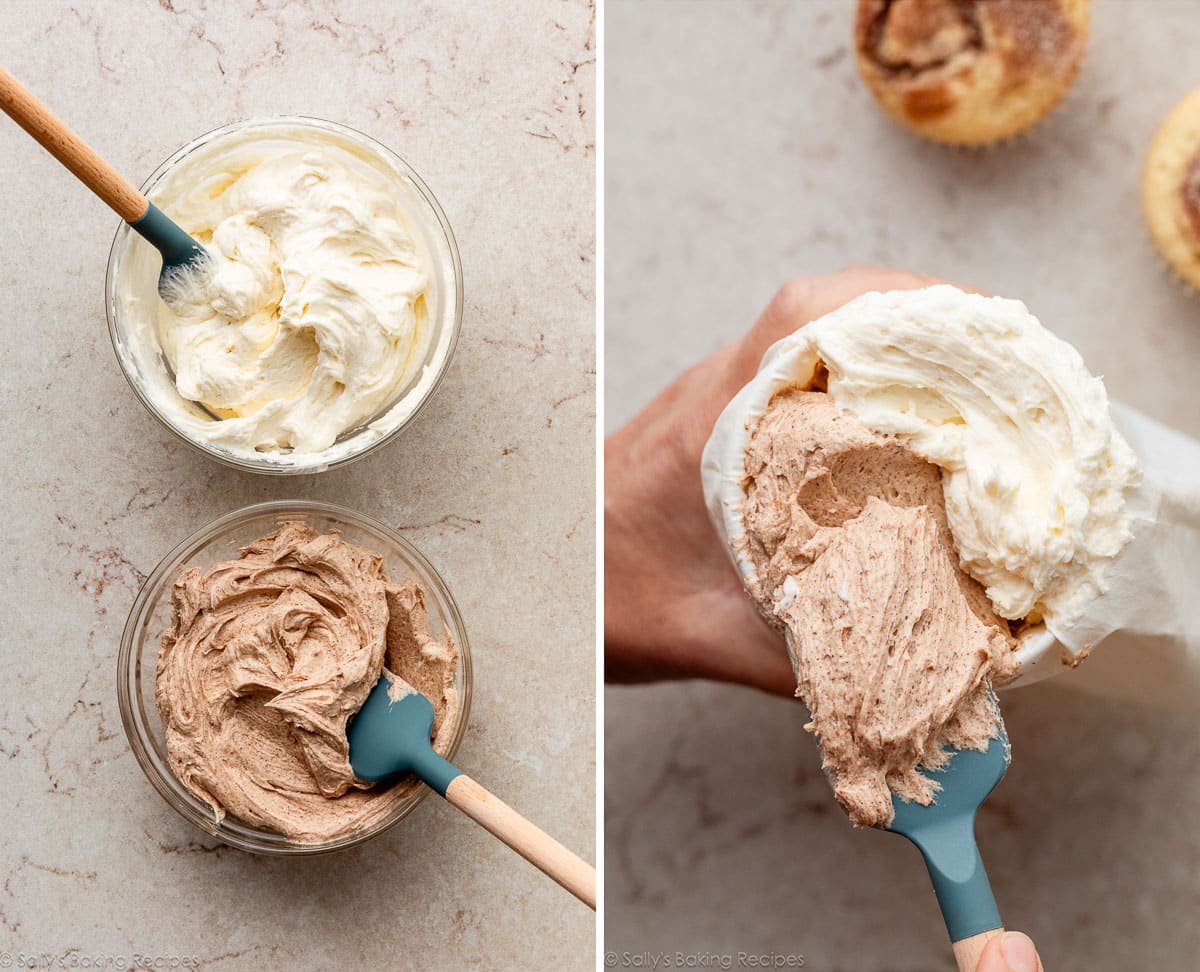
[117,500,472,856]
[105,116,463,475]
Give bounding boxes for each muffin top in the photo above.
[854,0,1089,145]
[1143,85,1200,289]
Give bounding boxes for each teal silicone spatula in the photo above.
[348,674,597,909]
[0,65,207,290]
[885,727,1011,971]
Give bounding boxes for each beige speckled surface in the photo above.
[0,2,594,969]
[605,2,1200,969]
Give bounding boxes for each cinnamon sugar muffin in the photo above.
[1143,85,1200,290]
[854,0,1089,145]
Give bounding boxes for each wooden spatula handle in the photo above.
[0,64,147,222]
[445,774,596,909]
[953,928,1005,971]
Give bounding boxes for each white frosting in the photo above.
[701,285,1140,642]
[112,122,457,471]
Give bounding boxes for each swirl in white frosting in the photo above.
[159,144,427,453]
[114,122,454,469]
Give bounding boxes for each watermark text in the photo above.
[604,951,805,970]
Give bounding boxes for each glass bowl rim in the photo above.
[116,498,473,856]
[104,114,464,476]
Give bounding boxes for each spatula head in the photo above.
[347,675,437,781]
[884,725,1010,943]
[887,726,1010,837]
[129,202,209,294]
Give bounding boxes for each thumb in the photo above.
[975,931,1044,972]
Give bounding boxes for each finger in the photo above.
[693,641,796,697]
[681,596,798,697]
[606,590,798,698]
[604,648,794,697]
[721,267,934,393]
[976,932,1044,972]
[716,266,933,398]
[716,645,797,698]
[749,265,941,355]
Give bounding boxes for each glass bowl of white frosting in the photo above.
[106,117,462,474]
[117,500,472,856]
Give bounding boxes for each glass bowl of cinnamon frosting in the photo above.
[106,117,463,475]
[118,500,472,856]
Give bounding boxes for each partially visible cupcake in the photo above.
[1143,86,1200,291]
[854,0,1089,146]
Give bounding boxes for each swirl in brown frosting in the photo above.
[865,0,983,75]
[862,0,1075,77]
[155,522,458,844]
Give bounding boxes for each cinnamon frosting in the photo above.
[155,522,458,844]
[742,390,1017,827]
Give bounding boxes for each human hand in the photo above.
[604,266,942,695]
[976,931,1044,971]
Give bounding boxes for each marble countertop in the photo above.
[0,2,594,970]
[605,2,1200,970]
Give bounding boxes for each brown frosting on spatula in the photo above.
[741,389,1016,827]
